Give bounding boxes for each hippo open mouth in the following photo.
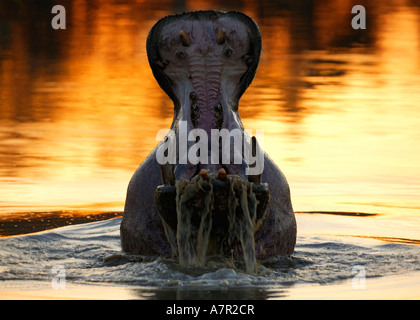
[147,11,268,272]
[148,10,262,181]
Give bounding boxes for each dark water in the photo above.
[1,0,420,298]
[0,217,419,299]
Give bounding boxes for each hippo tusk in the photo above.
[217,168,227,180]
[247,172,262,184]
[179,30,190,47]
[247,136,262,184]
[216,28,226,44]
[198,168,209,180]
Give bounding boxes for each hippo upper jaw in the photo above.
[147,11,261,111]
[146,11,262,180]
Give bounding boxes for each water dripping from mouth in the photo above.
[167,170,258,274]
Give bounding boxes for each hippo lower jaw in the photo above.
[157,168,269,228]
[156,168,270,273]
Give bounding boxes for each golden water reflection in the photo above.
[1,0,420,228]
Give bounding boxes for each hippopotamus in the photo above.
[120,10,296,260]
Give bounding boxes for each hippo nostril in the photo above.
[224,48,232,57]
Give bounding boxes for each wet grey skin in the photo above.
[120,11,296,258]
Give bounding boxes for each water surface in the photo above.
[1,0,420,298]
[1,216,419,299]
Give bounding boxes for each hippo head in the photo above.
[147,11,262,181]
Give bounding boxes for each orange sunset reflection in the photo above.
[0,0,419,233]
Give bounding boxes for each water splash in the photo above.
[175,174,213,267]
[173,172,258,273]
[1,217,419,299]
[227,177,258,273]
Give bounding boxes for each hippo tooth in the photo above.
[251,136,256,153]
[248,173,262,184]
[199,169,209,180]
[179,30,190,47]
[247,136,261,183]
[217,168,227,180]
[217,28,226,44]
